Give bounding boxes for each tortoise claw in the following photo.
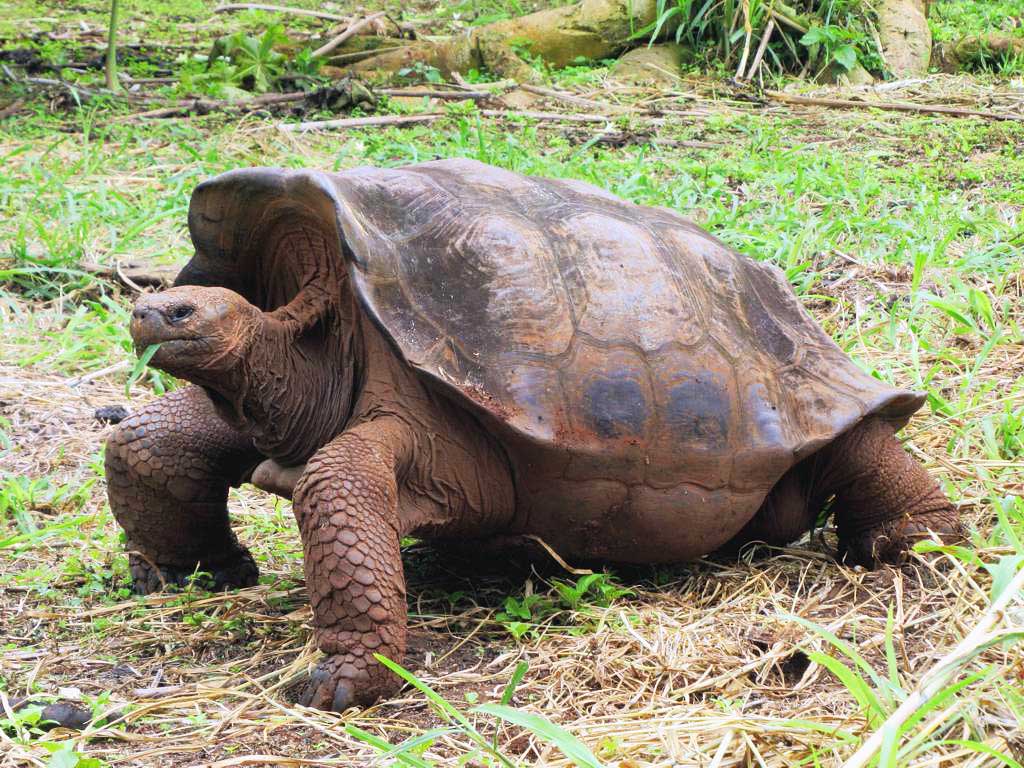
[299,662,356,712]
[128,548,259,594]
[840,508,964,567]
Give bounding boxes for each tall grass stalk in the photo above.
[841,565,1024,768]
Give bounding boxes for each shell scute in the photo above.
[550,211,703,351]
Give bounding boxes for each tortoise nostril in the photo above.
[131,306,151,321]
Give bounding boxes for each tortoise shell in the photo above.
[185,158,923,510]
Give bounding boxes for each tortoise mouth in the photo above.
[138,337,216,373]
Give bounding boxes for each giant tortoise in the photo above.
[107,158,961,711]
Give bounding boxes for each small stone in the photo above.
[94,405,130,425]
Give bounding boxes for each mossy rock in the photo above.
[609,43,686,86]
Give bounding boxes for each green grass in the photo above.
[2,1,1024,766]
[930,0,1024,43]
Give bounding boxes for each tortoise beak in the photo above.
[130,293,197,351]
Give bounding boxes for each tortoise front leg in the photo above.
[816,417,963,565]
[105,386,263,593]
[292,420,409,711]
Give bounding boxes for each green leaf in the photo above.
[883,607,901,691]
[382,727,459,762]
[345,725,434,768]
[984,554,1024,602]
[833,44,858,71]
[473,703,604,768]
[501,660,529,706]
[125,343,160,396]
[647,5,681,43]
[46,748,82,768]
[784,614,898,707]
[800,26,827,46]
[913,541,984,568]
[912,251,928,293]
[374,654,474,730]
[806,651,884,725]
[942,739,1024,768]
[927,296,976,332]
[969,288,995,329]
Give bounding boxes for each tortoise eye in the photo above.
[168,305,195,323]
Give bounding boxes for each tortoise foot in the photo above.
[840,508,964,567]
[298,652,400,712]
[128,548,259,594]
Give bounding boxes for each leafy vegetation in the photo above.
[639,0,885,77]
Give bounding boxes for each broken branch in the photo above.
[741,17,775,81]
[212,3,350,22]
[278,112,445,133]
[519,83,628,113]
[312,12,386,59]
[378,88,492,100]
[763,91,1024,122]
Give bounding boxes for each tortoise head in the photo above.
[130,286,261,383]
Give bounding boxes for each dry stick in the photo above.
[519,83,627,112]
[378,88,491,100]
[708,730,737,768]
[480,109,619,123]
[741,17,775,82]
[0,98,25,119]
[280,108,651,134]
[764,90,1024,122]
[311,11,386,59]
[79,260,176,287]
[279,112,445,132]
[770,7,807,33]
[327,45,406,65]
[131,685,185,699]
[213,3,349,22]
[279,109,629,133]
[841,565,1024,768]
[735,0,754,81]
[119,90,314,120]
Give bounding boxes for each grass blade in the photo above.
[473,702,603,768]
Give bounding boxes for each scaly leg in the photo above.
[817,417,963,565]
[292,420,410,711]
[105,386,263,593]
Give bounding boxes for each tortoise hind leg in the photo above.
[105,386,263,593]
[814,417,963,566]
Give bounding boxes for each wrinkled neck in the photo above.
[210,311,359,466]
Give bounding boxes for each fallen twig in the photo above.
[480,109,619,124]
[132,685,185,699]
[579,130,720,149]
[0,98,25,119]
[519,83,627,113]
[764,90,1024,122]
[327,45,407,65]
[378,88,491,100]
[115,86,366,121]
[311,12,386,59]
[80,260,177,288]
[278,112,445,132]
[279,107,668,133]
[213,3,349,22]
[741,17,775,81]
